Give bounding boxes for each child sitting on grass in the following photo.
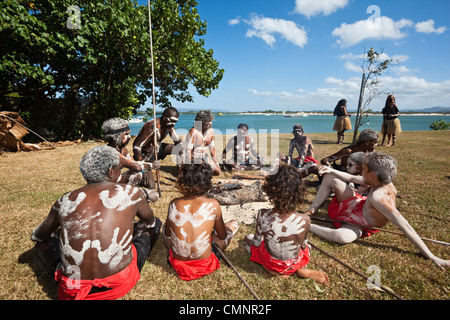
[163,163,239,281]
[245,164,329,285]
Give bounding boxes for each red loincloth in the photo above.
[55,244,140,300]
[296,156,318,164]
[249,240,310,276]
[328,193,379,237]
[168,249,220,281]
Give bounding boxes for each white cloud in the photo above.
[344,61,361,73]
[248,89,295,99]
[392,65,417,76]
[380,76,450,96]
[338,52,364,60]
[248,75,450,110]
[293,0,349,18]
[332,17,413,47]
[390,54,409,63]
[243,14,308,48]
[341,51,409,63]
[339,51,409,74]
[228,17,241,26]
[415,19,447,34]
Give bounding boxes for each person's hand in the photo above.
[150,160,160,170]
[318,165,333,176]
[320,158,331,166]
[259,156,266,166]
[141,188,159,203]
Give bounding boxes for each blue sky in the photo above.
[142,0,450,112]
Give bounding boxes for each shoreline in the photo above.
[173,129,444,139]
[236,112,449,116]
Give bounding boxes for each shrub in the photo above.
[429,119,450,130]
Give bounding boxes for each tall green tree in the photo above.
[0,0,224,140]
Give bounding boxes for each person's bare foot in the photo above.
[296,268,330,286]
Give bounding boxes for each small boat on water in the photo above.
[218,112,224,116]
[284,112,308,118]
[129,117,144,123]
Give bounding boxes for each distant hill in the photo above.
[402,106,450,113]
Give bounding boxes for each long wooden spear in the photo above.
[212,242,261,300]
[310,216,450,247]
[309,241,404,300]
[147,1,161,197]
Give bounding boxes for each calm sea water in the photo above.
[129,113,449,136]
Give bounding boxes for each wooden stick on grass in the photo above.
[310,216,450,247]
[309,241,404,300]
[212,242,261,300]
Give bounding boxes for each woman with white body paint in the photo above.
[31,146,162,300]
[163,163,238,281]
[245,164,329,285]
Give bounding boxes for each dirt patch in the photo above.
[221,201,270,225]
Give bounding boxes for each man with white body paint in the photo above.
[222,123,263,171]
[163,163,238,281]
[102,118,160,192]
[320,129,379,172]
[31,146,162,300]
[132,107,182,164]
[278,124,320,178]
[245,164,329,285]
[181,110,221,176]
[306,152,450,270]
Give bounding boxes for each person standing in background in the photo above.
[381,94,402,147]
[333,99,352,144]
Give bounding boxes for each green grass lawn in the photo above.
[0,130,449,300]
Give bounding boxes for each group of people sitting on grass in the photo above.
[31,108,449,300]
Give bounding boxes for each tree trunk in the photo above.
[352,72,366,144]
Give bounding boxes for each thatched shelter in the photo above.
[0,111,40,153]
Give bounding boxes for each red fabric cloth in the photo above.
[328,193,379,237]
[168,249,220,281]
[295,156,319,164]
[249,240,310,276]
[55,244,140,300]
[304,156,318,164]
